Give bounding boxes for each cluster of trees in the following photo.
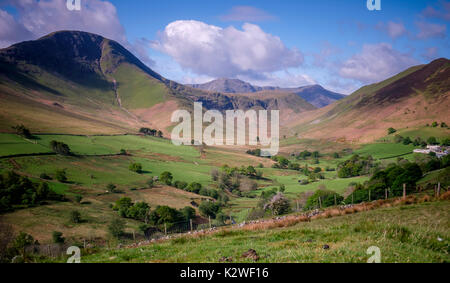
[12,125,33,139]
[345,161,424,204]
[427,121,448,128]
[296,150,320,160]
[271,156,303,170]
[393,135,443,146]
[50,141,71,156]
[113,197,195,226]
[210,165,260,197]
[337,154,376,178]
[139,128,163,138]
[246,149,262,157]
[0,227,40,263]
[0,171,64,213]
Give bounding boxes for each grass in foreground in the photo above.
[77,200,449,263]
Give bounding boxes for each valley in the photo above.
[0,31,448,264]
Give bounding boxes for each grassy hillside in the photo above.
[78,200,449,263]
[289,59,450,143]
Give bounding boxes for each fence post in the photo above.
[437,182,441,198]
[403,183,406,200]
[385,188,388,200]
[164,223,167,235]
[352,194,354,205]
[133,231,136,242]
[334,194,337,206]
[209,216,211,229]
[296,200,299,211]
[369,189,371,202]
[190,219,193,232]
[318,196,322,209]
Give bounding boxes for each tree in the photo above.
[180,206,196,221]
[52,231,65,244]
[264,193,291,215]
[129,163,143,173]
[70,210,82,223]
[333,152,340,159]
[50,141,71,156]
[441,138,450,146]
[199,201,220,219]
[127,202,150,222]
[387,128,397,135]
[149,205,184,225]
[160,171,173,185]
[427,137,438,145]
[108,218,125,238]
[12,232,34,257]
[12,125,32,139]
[55,169,67,183]
[431,121,439,128]
[441,122,448,128]
[403,137,412,145]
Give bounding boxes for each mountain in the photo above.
[287,58,450,142]
[279,85,345,108]
[188,78,277,93]
[189,78,345,108]
[0,31,316,134]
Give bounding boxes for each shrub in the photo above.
[129,163,143,173]
[52,231,65,244]
[55,169,67,183]
[39,173,51,180]
[108,218,125,238]
[50,141,71,156]
[387,128,397,135]
[160,171,173,185]
[69,210,81,223]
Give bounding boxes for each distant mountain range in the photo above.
[0,30,448,142]
[189,78,345,108]
[0,31,316,134]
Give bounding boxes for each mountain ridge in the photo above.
[188,78,345,108]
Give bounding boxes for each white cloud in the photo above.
[377,21,407,39]
[416,21,447,39]
[220,6,276,22]
[339,43,418,83]
[0,0,154,66]
[152,20,304,79]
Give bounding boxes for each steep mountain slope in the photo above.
[189,78,345,108]
[288,58,450,142]
[0,31,174,134]
[0,31,317,134]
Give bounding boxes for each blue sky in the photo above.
[1,0,449,93]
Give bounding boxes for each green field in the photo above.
[355,143,415,160]
[77,200,450,263]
